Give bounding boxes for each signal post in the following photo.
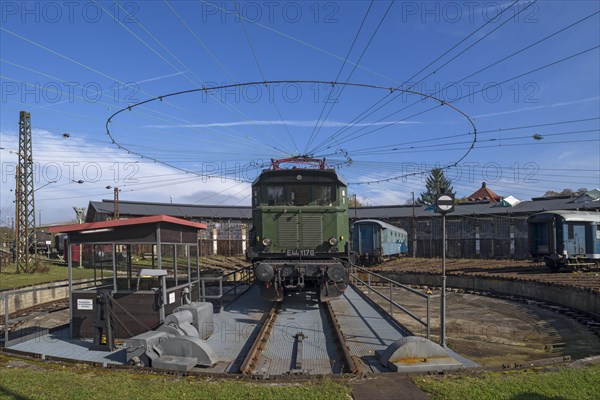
[435,192,455,348]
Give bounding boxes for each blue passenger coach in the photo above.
[352,219,408,264]
[527,210,600,270]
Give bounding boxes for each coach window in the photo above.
[567,224,574,240]
[596,225,600,240]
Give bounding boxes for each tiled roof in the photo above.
[465,182,502,203]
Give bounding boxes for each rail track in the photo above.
[239,292,357,376]
[374,259,600,291]
[0,300,69,337]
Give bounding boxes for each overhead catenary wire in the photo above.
[331,116,600,155]
[311,45,600,157]
[305,0,395,154]
[0,70,284,157]
[307,0,528,154]
[0,24,292,157]
[344,129,600,157]
[104,1,293,156]
[308,7,599,154]
[162,0,293,154]
[108,0,293,153]
[304,0,375,153]
[3,6,596,206]
[234,0,299,153]
[199,0,402,85]
[105,80,477,186]
[0,64,284,157]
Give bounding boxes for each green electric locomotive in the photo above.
[247,158,350,301]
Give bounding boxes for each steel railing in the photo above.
[198,266,254,309]
[349,264,430,339]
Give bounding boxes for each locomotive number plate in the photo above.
[286,249,315,256]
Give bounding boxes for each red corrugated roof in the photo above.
[49,215,206,233]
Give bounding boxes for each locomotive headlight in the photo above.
[255,263,275,282]
[329,237,338,246]
[327,264,346,282]
[262,238,272,246]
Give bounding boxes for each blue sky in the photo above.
[1,0,599,224]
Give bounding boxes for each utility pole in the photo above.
[412,192,417,258]
[113,187,120,220]
[15,111,36,273]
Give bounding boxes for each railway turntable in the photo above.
[3,213,472,374]
[5,274,472,374]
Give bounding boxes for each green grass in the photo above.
[0,355,350,400]
[416,364,600,400]
[0,261,98,291]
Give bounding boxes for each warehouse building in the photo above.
[84,190,599,260]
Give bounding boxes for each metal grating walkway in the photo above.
[329,285,410,372]
[8,328,126,365]
[200,284,272,373]
[255,292,343,375]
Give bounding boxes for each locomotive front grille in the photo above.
[276,213,323,249]
[277,214,298,247]
[301,214,323,248]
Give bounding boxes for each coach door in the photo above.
[565,223,586,256]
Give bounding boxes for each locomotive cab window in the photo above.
[266,186,285,205]
[313,186,333,205]
[261,184,336,206]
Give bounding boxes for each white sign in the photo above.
[45,240,52,245]
[168,292,176,304]
[436,194,455,214]
[77,299,94,311]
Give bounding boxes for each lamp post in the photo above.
[435,191,455,348]
[73,207,85,268]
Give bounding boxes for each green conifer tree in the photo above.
[416,169,455,205]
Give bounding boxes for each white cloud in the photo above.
[0,128,248,224]
[143,119,422,129]
[473,97,600,119]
